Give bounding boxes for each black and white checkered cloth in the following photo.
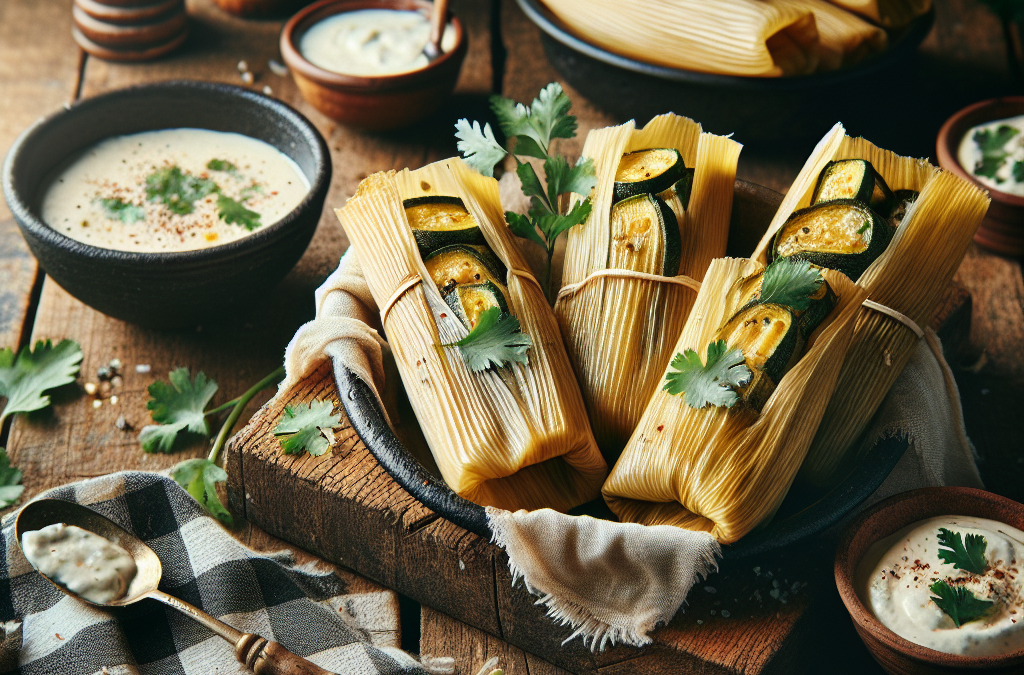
[0,472,427,675]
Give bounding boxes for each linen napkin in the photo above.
[0,471,426,675]
[281,251,982,650]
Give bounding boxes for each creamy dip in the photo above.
[40,128,309,252]
[22,523,137,604]
[857,515,1024,657]
[957,114,1024,197]
[299,9,457,77]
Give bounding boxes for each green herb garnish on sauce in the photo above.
[216,195,261,231]
[937,528,988,574]
[205,158,237,174]
[972,125,1020,182]
[97,197,145,224]
[145,166,218,215]
[929,580,994,628]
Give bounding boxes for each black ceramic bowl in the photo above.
[2,80,331,329]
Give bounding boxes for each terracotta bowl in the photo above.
[835,487,1024,675]
[936,98,1024,256]
[280,0,468,131]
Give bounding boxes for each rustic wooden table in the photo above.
[1,1,1022,673]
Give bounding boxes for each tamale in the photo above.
[826,0,931,29]
[539,0,820,77]
[748,124,989,492]
[555,114,741,460]
[602,259,867,543]
[773,0,888,71]
[336,158,607,512]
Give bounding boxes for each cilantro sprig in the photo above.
[456,83,597,302]
[441,307,532,372]
[145,166,218,215]
[216,195,261,231]
[757,259,825,311]
[274,400,342,457]
[929,580,994,628]
[0,339,83,426]
[937,528,988,574]
[0,448,24,509]
[98,197,145,224]
[663,339,752,409]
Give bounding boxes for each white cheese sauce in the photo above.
[957,114,1024,197]
[22,523,137,605]
[40,128,310,253]
[856,515,1024,657]
[299,9,457,77]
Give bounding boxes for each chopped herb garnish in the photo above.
[216,195,261,231]
[206,159,237,174]
[98,197,145,224]
[856,220,871,235]
[663,339,752,409]
[756,259,824,312]
[929,580,994,628]
[274,400,342,457]
[1014,160,1024,183]
[0,339,83,426]
[972,125,1020,182]
[937,528,988,574]
[145,166,218,215]
[441,306,532,372]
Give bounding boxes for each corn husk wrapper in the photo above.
[827,0,931,28]
[540,0,821,77]
[747,123,989,492]
[336,159,607,513]
[780,0,888,71]
[555,114,741,460]
[602,259,867,543]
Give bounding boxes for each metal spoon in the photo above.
[422,0,450,61]
[16,499,335,675]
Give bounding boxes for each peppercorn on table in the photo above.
[1,0,1022,673]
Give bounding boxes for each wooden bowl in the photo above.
[75,0,183,24]
[835,487,1024,675]
[73,3,186,48]
[280,0,468,131]
[936,98,1024,256]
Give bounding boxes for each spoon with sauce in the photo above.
[422,0,449,61]
[16,499,336,675]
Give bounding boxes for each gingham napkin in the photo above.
[0,472,426,675]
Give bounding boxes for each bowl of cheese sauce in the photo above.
[281,0,468,130]
[2,81,331,329]
[836,487,1024,675]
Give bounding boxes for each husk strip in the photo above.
[827,0,931,28]
[602,259,868,543]
[336,159,607,512]
[775,0,887,71]
[555,114,741,460]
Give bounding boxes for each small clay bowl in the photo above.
[835,487,1024,675]
[936,97,1024,257]
[280,0,468,131]
[1,81,331,329]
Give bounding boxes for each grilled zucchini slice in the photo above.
[608,193,681,276]
[888,189,919,230]
[424,244,507,295]
[770,199,893,280]
[741,270,838,339]
[404,196,486,255]
[812,159,895,217]
[715,303,804,410]
[443,281,510,331]
[657,170,695,222]
[613,148,687,203]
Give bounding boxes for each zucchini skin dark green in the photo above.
[609,193,682,277]
[612,148,687,203]
[443,281,510,330]
[716,302,804,410]
[812,159,895,217]
[739,273,838,339]
[424,244,508,290]
[769,199,894,281]
[657,169,695,212]
[404,196,487,256]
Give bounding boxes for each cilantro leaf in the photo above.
[757,259,824,312]
[516,161,548,205]
[529,197,592,245]
[206,159,237,173]
[1014,160,1024,183]
[216,195,261,231]
[455,119,507,177]
[929,580,994,628]
[442,307,532,371]
[663,339,752,409]
[490,96,545,159]
[489,83,576,157]
[974,154,1005,181]
[971,126,1019,182]
[506,211,545,249]
[170,458,232,526]
[0,339,82,426]
[97,197,145,224]
[145,166,218,215]
[544,155,597,207]
[0,448,24,509]
[274,400,341,457]
[139,368,218,453]
[937,528,988,574]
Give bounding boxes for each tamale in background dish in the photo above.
[335,159,607,513]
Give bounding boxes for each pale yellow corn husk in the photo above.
[540,0,821,77]
[750,123,989,492]
[335,159,607,512]
[602,260,867,543]
[827,0,931,28]
[774,0,888,71]
[554,114,741,460]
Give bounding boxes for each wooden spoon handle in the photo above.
[427,0,449,55]
[236,634,336,675]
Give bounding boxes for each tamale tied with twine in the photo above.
[336,158,607,513]
[555,114,741,459]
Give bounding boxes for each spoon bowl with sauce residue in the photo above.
[17,499,337,675]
